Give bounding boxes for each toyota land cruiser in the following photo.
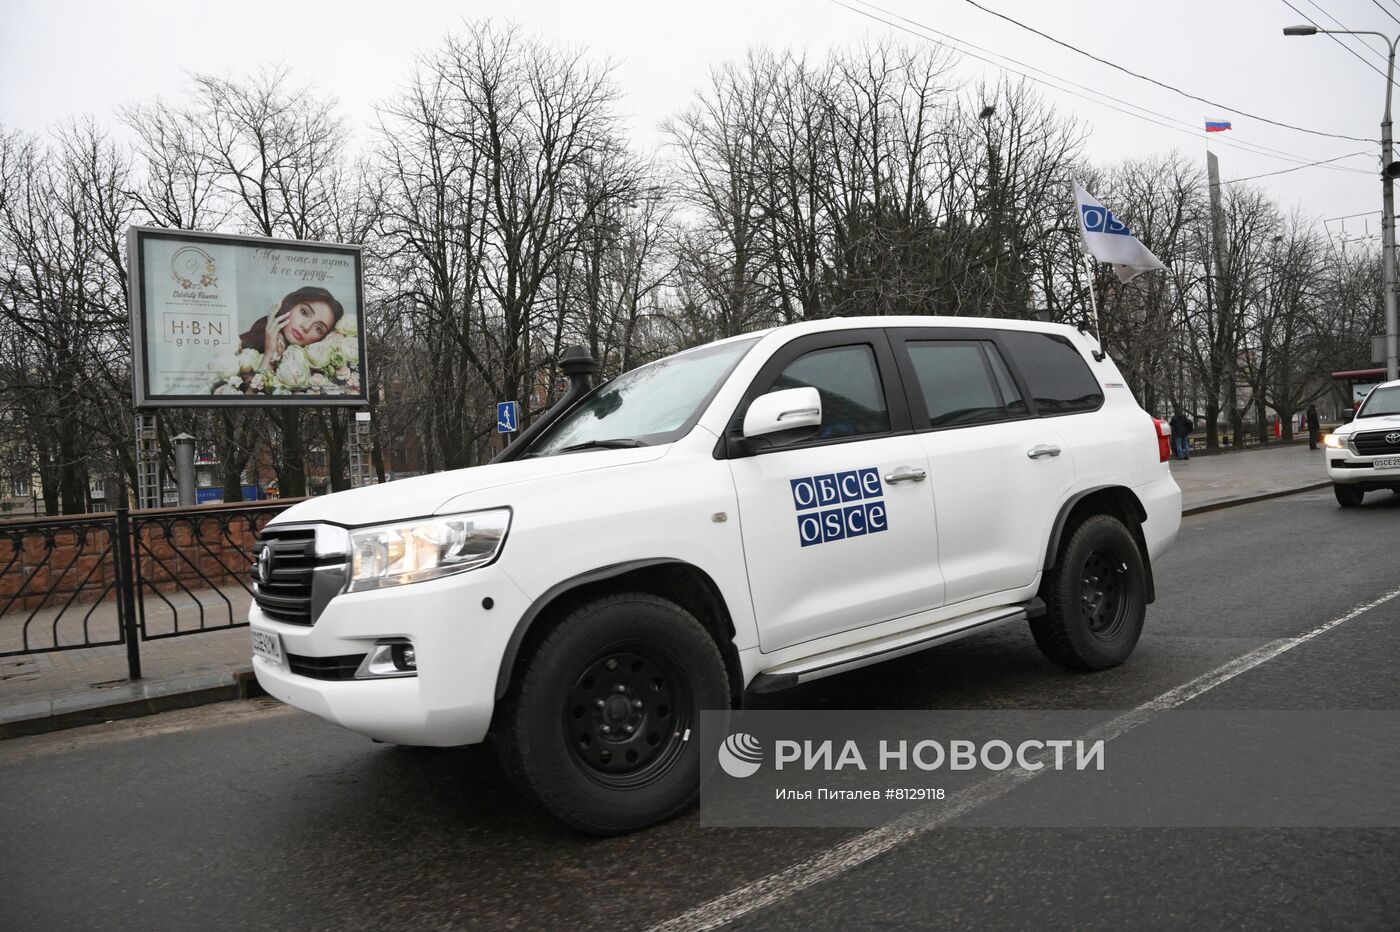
[249,316,1181,833]
[1324,377,1400,506]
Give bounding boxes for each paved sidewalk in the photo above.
[0,441,1335,738]
[1171,440,1330,513]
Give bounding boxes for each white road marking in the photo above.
[648,583,1400,932]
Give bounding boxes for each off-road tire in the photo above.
[1334,483,1364,508]
[1031,514,1147,671]
[494,592,730,835]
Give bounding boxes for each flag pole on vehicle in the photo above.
[1071,181,1168,354]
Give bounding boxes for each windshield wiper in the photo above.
[558,438,647,453]
[523,438,648,458]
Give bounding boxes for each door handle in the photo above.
[884,467,927,483]
[1026,445,1062,459]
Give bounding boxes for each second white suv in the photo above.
[248,316,1181,832]
[1325,377,1400,506]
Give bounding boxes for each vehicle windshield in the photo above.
[1357,384,1400,418]
[526,337,759,456]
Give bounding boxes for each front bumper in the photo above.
[250,564,531,746]
[1326,447,1400,487]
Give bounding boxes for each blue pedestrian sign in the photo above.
[497,401,519,433]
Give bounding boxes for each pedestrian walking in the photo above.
[1169,407,1193,460]
[1306,403,1320,450]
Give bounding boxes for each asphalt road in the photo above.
[2,488,1397,931]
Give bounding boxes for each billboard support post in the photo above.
[349,412,375,489]
[134,414,161,510]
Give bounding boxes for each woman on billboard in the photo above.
[209,286,359,397]
[238,286,344,365]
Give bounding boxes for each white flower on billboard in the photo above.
[305,340,339,371]
[336,317,357,338]
[274,344,312,390]
[236,348,263,373]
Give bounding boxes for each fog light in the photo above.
[355,639,418,678]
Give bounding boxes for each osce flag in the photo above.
[1072,181,1168,283]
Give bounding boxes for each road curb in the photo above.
[1182,481,1332,516]
[0,667,265,741]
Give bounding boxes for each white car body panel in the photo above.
[728,434,942,652]
[919,419,1073,605]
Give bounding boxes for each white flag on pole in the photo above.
[1072,180,1167,283]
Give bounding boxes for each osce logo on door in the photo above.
[790,469,888,547]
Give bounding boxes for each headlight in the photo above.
[348,509,510,592]
[1323,433,1347,449]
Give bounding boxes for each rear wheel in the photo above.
[495,592,730,834]
[1031,514,1147,671]
[1334,483,1364,508]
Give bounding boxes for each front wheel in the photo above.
[1334,483,1364,508]
[495,592,730,834]
[1031,514,1147,671]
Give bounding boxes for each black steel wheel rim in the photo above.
[1079,548,1129,640]
[564,642,693,789]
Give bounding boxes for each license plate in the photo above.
[251,628,284,667]
[1375,456,1400,470]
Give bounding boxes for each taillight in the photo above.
[1152,418,1171,463]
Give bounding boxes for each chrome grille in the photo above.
[253,527,326,625]
[1351,430,1400,457]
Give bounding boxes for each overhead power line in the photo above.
[1370,0,1400,27]
[1220,150,1376,185]
[836,0,1375,178]
[958,0,1379,143]
[1279,0,1396,86]
[1304,0,1392,69]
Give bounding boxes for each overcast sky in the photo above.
[0,0,1386,244]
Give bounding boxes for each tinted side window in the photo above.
[770,344,891,440]
[906,342,1007,427]
[984,345,1026,415]
[999,331,1104,415]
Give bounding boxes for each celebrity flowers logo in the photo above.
[170,246,218,290]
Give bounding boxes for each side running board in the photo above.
[748,599,1044,695]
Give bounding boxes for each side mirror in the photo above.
[1341,409,1355,423]
[743,387,822,440]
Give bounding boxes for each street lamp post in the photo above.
[1285,24,1400,382]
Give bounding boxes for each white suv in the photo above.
[249,316,1181,832]
[1324,377,1400,506]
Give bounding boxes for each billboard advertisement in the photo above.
[128,227,368,408]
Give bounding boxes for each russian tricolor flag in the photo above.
[1205,119,1232,133]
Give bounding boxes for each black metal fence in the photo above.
[0,501,296,680]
